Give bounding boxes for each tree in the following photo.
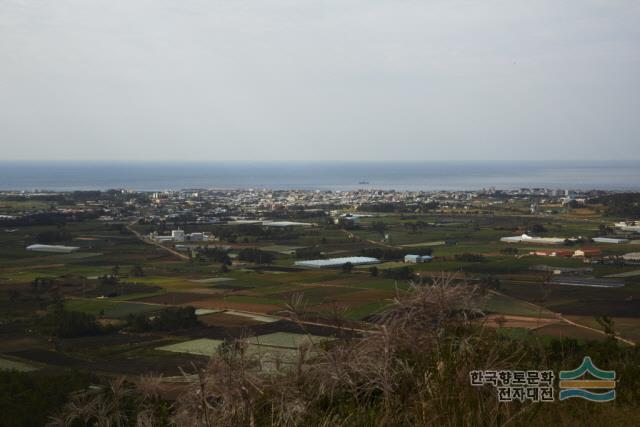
[237,248,275,264]
[34,229,72,244]
[371,221,388,236]
[197,247,232,265]
[595,316,616,339]
[381,266,414,280]
[342,262,353,273]
[295,247,322,259]
[39,303,102,338]
[500,247,518,255]
[130,264,145,277]
[485,275,501,291]
[531,224,547,234]
[127,307,200,332]
[454,253,486,262]
[0,371,95,427]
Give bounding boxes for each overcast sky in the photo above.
[1,0,639,161]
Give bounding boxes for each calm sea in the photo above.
[0,161,639,192]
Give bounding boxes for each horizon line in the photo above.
[1,159,640,163]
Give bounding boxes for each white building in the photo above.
[295,256,380,269]
[187,232,206,241]
[334,214,361,226]
[614,222,640,233]
[404,254,433,263]
[500,234,566,244]
[263,221,313,227]
[26,244,80,254]
[530,202,539,215]
[154,236,174,243]
[171,229,185,242]
[593,237,630,244]
[622,253,640,262]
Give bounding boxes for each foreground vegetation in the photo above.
[46,279,640,426]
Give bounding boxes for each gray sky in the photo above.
[1,0,639,161]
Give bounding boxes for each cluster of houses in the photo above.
[500,223,640,264]
[528,248,601,258]
[149,229,211,243]
[615,221,640,233]
[404,254,433,263]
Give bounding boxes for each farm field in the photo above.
[244,332,332,348]
[564,315,640,343]
[0,356,38,372]
[2,191,640,384]
[157,338,224,357]
[482,292,555,318]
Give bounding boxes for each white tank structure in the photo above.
[171,229,185,242]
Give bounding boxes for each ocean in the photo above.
[0,161,639,192]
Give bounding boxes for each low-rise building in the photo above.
[295,256,379,269]
[529,249,573,257]
[171,229,185,242]
[26,244,80,254]
[502,234,566,244]
[572,248,602,258]
[187,232,206,241]
[593,237,630,244]
[614,222,640,233]
[622,252,640,262]
[404,254,433,263]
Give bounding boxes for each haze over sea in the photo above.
[1,161,639,192]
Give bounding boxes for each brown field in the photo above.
[310,289,395,311]
[135,292,213,305]
[198,312,264,327]
[0,336,48,353]
[484,314,560,329]
[566,208,599,217]
[335,288,395,302]
[501,273,545,282]
[14,264,65,270]
[308,278,362,288]
[416,271,469,280]
[7,349,87,367]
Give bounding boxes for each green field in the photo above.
[65,298,162,318]
[3,195,640,386]
[157,339,224,357]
